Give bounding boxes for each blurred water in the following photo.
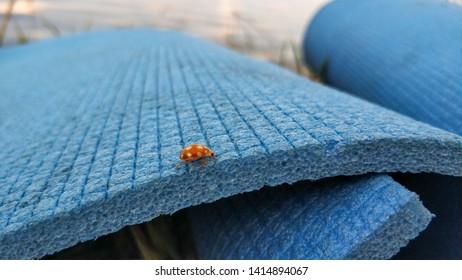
[2,0,330,50]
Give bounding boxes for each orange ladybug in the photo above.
[175,144,216,169]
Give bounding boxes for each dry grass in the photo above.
[0,0,61,46]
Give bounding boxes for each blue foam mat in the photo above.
[303,0,462,259]
[303,0,462,135]
[188,175,432,260]
[1,29,462,259]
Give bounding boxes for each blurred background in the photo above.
[0,0,330,259]
[0,0,330,73]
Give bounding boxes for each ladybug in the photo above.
[175,144,216,169]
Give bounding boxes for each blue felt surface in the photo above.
[303,0,462,259]
[1,29,462,259]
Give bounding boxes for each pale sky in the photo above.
[2,0,332,46]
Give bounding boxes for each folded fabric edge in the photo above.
[345,191,433,259]
[186,174,433,259]
[0,134,459,259]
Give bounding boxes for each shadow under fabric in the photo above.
[303,0,462,259]
[0,29,461,259]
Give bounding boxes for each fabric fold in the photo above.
[188,175,433,260]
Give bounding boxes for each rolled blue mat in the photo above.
[1,29,462,259]
[303,0,462,258]
[303,0,462,134]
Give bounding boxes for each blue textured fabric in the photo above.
[1,29,462,259]
[188,175,432,259]
[303,0,462,135]
[303,0,462,259]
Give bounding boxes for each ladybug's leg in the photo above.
[201,158,207,167]
[175,160,189,169]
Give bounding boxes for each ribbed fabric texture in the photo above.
[303,0,462,259]
[1,29,461,259]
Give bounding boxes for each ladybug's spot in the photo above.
[197,145,204,150]
[187,152,192,158]
[197,152,203,157]
[185,146,192,150]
